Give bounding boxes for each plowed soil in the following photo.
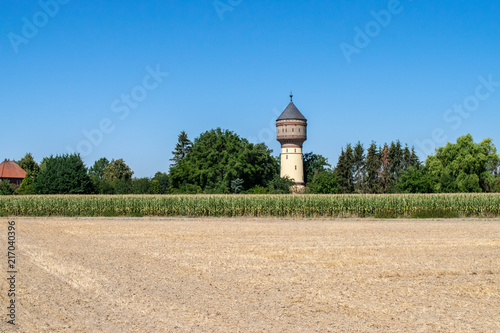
[1,218,499,332]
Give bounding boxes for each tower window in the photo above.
[294,149,296,153]
[295,165,297,170]
[292,128,294,132]
[286,149,288,153]
[298,129,300,132]
[286,155,288,159]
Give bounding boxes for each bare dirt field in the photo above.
[1,218,499,332]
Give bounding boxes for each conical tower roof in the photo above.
[277,93,306,121]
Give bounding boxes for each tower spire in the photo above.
[290,91,293,102]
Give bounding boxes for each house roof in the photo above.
[277,94,307,121]
[0,160,26,179]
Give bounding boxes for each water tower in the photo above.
[276,93,307,187]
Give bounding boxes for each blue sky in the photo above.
[1,0,500,177]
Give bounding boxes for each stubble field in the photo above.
[1,217,499,332]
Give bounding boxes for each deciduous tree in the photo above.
[169,128,278,193]
[17,153,39,176]
[396,166,434,193]
[303,152,330,185]
[426,134,499,192]
[103,159,134,182]
[0,180,13,195]
[308,170,339,194]
[132,178,152,194]
[267,175,294,194]
[153,172,170,194]
[89,157,110,179]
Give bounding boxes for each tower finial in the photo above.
[290,91,293,102]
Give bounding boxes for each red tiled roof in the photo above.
[0,160,26,179]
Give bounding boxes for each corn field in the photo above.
[1,194,500,218]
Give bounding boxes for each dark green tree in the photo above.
[396,166,434,193]
[98,180,116,194]
[303,152,331,185]
[410,147,420,168]
[34,154,94,194]
[114,179,133,194]
[89,157,110,179]
[335,144,354,193]
[267,175,294,194]
[169,128,278,193]
[388,140,403,185]
[238,143,279,191]
[0,180,13,195]
[170,131,193,167]
[308,170,339,194]
[352,142,365,193]
[132,178,152,194]
[88,157,111,194]
[364,141,380,193]
[246,185,269,194]
[152,172,170,194]
[17,153,39,176]
[401,145,419,171]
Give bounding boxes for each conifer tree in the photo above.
[170,131,193,167]
[335,144,354,193]
[388,140,403,183]
[410,147,420,167]
[402,144,412,170]
[364,141,380,193]
[353,142,365,193]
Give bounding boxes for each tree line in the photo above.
[1,130,499,195]
[304,134,499,194]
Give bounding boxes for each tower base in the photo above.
[290,184,306,194]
